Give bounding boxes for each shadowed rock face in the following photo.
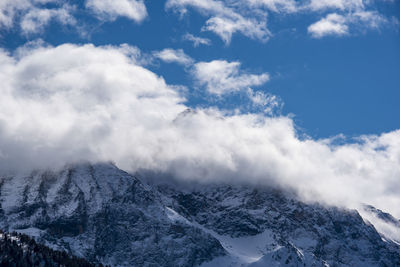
[0,163,399,266]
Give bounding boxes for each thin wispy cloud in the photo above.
[153,48,194,66]
[0,0,76,35]
[182,33,211,47]
[308,13,349,38]
[246,88,282,115]
[0,0,395,41]
[166,0,396,42]
[308,11,388,38]
[0,0,148,37]
[307,0,364,11]
[153,49,271,98]
[85,0,147,22]
[246,0,298,13]
[192,60,270,95]
[166,0,271,44]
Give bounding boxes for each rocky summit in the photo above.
[0,163,399,266]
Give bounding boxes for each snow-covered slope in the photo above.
[0,163,399,266]
[157,183,400,266]
[0,163,224,266]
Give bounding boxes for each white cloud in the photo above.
[0,0,25,29]
[153,48,194,66]
[20,5,76,34]
[0,0,394,41]
[0,0,76,34]
[306,0,392,38]
[203,16,270,44]
[247,88,282,115]
[246,0,298,13]
[0,0,148,36]
[0,43,186,173]
[166,0,395,42]
[350,10,388,29]
[85,0,147,22]
[307,0,364,11]
[308,13,349,38]
[183,33,211,47]
[152,49,270,98]
[192,60,270,95]
[1,43,400,242]
[166,0,271,44]
[308,11,388,38]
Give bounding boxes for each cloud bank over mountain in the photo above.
[0,43,399,223]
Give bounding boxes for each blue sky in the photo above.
[1,0,399,139]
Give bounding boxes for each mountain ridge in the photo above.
[0,163,399,266]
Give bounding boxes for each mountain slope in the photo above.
[157,183,400,266]
[0,163,399,266]
[0,163,224,266]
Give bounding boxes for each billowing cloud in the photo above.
[0,43,186,173]
[1,43,400,242]
[85,0,147,22]
[153,48,194,66]
[192,60,270,95]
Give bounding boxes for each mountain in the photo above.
[0,163,399,266]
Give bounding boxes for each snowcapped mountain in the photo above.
[0,163,399,266]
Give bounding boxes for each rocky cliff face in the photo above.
[0,163,399,266]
